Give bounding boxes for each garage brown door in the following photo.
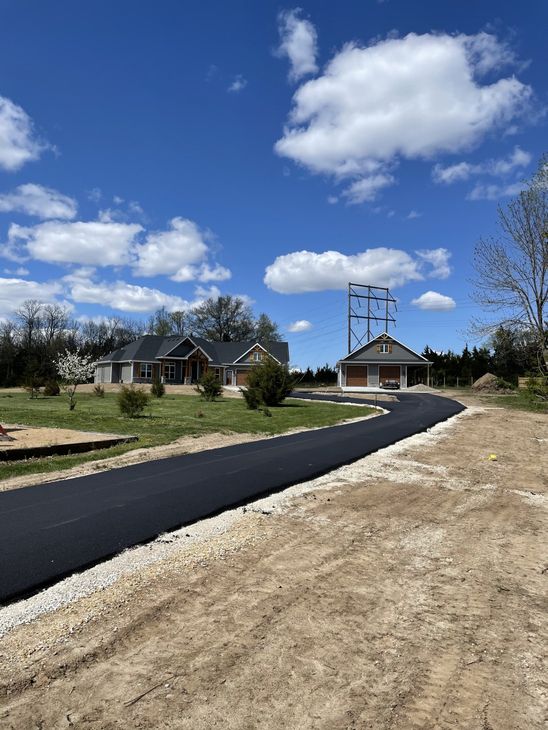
[346,365,368,386]
[379,365,400,385]
[236,370,249,385]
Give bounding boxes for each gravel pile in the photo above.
[406,384,441,393]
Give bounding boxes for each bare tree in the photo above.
[14,300,43,350]
[42,303,70,346]
[170,310,187,336]
[472,156,548,374]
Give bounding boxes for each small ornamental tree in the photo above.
[195,370,223,401]
[55,349,96,411]
[151,374,165,398]
[117,385,150,417]
[243,357,296,408]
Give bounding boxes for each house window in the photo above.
[377,343,392,354]
[164,362,176,380]
[253,351,263,362]
[140,363,152,379]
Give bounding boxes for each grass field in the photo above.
[0,391,373,480]
[489,389,548,413]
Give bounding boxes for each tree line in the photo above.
[0,296,281,388]
[423,327,541,387]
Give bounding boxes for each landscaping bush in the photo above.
[495,377,516,391]
[151,376,165,398]
[117,385,150,418]
[43,379,61,396]
[243,358,296,408]
[241,387,260,410]
[526,376,548,401]
[195,370,223,401]
[93,383,105,397]
[24,374,43,399]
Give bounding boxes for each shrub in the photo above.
[93,383,105,398]
[241,387,260,410]
[151,376,165,398]
[526,376,548,401]
[195,370,223,401]
[495,377,516,391]
[117,385,150,418]
[24,374,43,399]
[244,358,296,408]
[43,379,61,396]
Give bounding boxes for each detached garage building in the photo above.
[337,332,432,390]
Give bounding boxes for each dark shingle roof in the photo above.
[98,336,290,366]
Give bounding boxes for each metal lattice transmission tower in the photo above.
[347,283,397,353]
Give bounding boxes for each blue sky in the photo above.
[0,0,546,368]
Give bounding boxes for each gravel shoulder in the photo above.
[0,396,546,729]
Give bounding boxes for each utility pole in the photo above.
[347,283,397,353]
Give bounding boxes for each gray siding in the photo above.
[121,363,132,383]
[94,364,111,383]
[368,363,379,387]
[346,338,425,363]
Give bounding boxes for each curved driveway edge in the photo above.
[0,393,464,603]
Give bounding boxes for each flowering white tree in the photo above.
[55,349,96,411]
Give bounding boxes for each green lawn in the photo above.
[487,390,548,414]
[0,391,373,481]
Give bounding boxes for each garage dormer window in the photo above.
[377,343,392,354]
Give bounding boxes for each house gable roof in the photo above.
[339,332,430,364]
[97,336,290,366]
[233,342,282,365]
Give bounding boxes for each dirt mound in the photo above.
[472,373,510,392]
[406,384,440,393]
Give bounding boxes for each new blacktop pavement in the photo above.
[0,392,464,603]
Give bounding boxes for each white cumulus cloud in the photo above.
[0,277,62,318]
[467,181,525,201]
[287,319,312,332]
[0,183,77,219]
[66,269,192,314]
[264,247,451,294]
[277,8,319,82]
[341,172,395,204]
[5,220,142,266]
[133,217,230,282]
[0,96,47,171]
[65,267,225,314]
[432,145,531,184]
[411,291,456,311]
[275,32,531,202]
[1,214,231,284]
[415,248,451,279]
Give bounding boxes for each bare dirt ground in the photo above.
[0,425,133,452]
[0,395,546,729]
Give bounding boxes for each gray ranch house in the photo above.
[337,332,432,390]
[94,335,290,387]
